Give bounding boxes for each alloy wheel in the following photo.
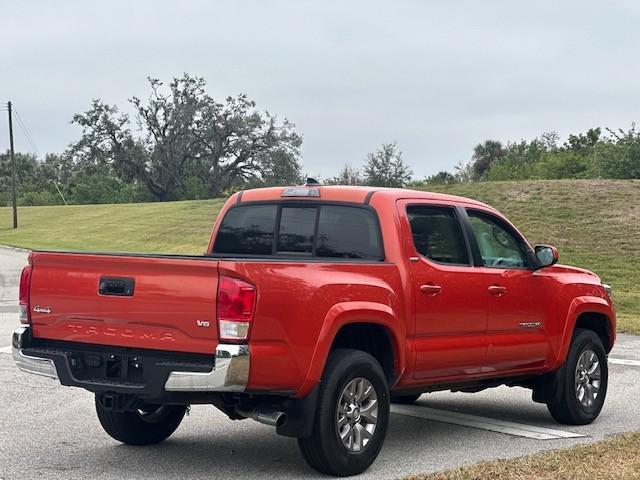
[336,377,378,452]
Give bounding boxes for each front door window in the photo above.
[466,211,529,269]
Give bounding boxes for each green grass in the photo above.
[0,199,225,255]
[0,179,637,333]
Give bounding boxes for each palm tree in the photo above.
[471,140,505,180]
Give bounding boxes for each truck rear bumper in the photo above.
[164,344,249,392]
[12,326,249,396]
[12,326,59,380]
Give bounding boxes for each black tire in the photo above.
[298,349,390,476]
[547,329,608,425]
[95,397,187,445]
[391,393,422,404]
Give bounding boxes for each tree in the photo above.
[484,139,544,180]
[594,125,640,179]
[453,160,474,183]
[471,140,505,180]
[70,74,303,200]
[70,100,157,194]
[0,151,62,205]
[540,131,560,151]
[565,128,601,155]
[325,164,363,185]
[363,143,413,187]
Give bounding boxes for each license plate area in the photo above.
[68,352,146,384]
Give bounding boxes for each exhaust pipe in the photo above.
[237,408,287,427]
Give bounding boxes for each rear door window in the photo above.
[407,205,470,265]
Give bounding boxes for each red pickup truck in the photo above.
[13,185,615,476]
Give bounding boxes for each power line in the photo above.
[3,102,68,208]
[13,107,39,155]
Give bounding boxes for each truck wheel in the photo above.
[391,393,422,404]
[298,349,389,476]
[547,329,608,425]
[95,397,187,445]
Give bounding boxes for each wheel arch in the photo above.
[559,296,616,362]
[296,301,406,397]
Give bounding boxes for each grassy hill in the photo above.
[1,180,638,333]
[0,199,226,255]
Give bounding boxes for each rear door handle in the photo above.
[488,285,507,296]
[420,284,442,295]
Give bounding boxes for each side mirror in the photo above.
[534,245,559,268]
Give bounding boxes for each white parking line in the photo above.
[0,346,11,354]
[391,405,586,440]
[609,357,640,367]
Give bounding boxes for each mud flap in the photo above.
[276,385,320,439]
[531,364,566,404]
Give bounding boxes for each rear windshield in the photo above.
[213,203,383,260]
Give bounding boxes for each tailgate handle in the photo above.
[99,277,135,296]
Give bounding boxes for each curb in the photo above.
[0,244,30,253]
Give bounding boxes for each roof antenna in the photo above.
[305,177,321,186]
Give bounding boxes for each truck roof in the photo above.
[237,185,494,211]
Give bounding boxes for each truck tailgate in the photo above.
[29,251,219,354]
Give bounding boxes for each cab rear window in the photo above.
[213,203,383,260]
[213,204,276,256]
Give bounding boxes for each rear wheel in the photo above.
[298,349,389,476]
[95,397,187,445]
[391,393,422,404]
[547,329,608,425]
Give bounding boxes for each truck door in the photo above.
[398,200,488,380]
[462,208,550,372]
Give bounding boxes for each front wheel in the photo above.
[547,329,608,425]
[298,349,390,476]
[95,397,187,445]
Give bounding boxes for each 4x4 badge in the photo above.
[519,322,542,329]
[33,306,52,314]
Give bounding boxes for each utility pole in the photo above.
[8,101,18,228]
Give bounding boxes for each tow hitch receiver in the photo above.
[97,393,141,412]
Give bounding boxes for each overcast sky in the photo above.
[2,0,640,178]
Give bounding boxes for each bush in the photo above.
[532,150,591,179]
[593,128,640,179]
[180,176,209,200]
[18,190,63,206]
[482,126,639,182]
[66,174,154,205]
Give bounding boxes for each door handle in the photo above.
[488,285,507,296]
[99,277,135,296]
[420,284,442,295]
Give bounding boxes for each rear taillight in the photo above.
[19,264,33,325]
[217,275,256,343]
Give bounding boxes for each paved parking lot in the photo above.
[1,246,639,479]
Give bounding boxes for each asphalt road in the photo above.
[1,246,639,479]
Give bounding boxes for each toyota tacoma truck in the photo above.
[13,185,615,476]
